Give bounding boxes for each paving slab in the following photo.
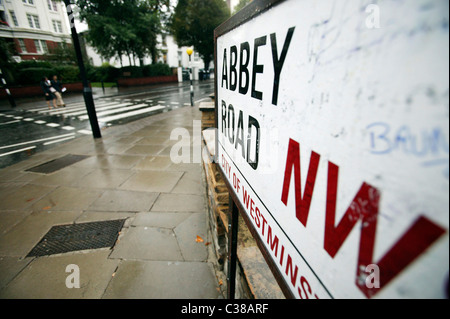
[174,213,208,261]
[88,190,159,212]
[134,156,173,170]
[0,250,119,299]
[70,168,134,189]
[31,186,103,211]
[151,193,205,212]
[0,211,82,257]
[0,184,56,211]
[102,260,220,299]
[119,170,183,193]
[109,226,183,261]
[132,212,192,229]
[0,256,33,290]
[171,171,204,195]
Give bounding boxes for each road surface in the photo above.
[0,80,214,169]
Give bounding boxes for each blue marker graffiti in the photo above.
[366,122,449,178]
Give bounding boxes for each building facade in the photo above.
[0,0,71,61]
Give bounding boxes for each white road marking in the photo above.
[0,146,37,158]
[43,136,75,145]
[99,105,166,123]
[0,133,76,150]
[78,103,147,120]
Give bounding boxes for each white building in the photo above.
[84,31,207,73]
[0,0,71,61]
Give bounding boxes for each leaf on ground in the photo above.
[42,206,52,210]
[195,235,204,243]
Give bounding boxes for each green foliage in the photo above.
[16,67,55,85]
[76,0,169,65]
[170,0,230,69]
[10,61,80,85]
[143,63,171,77]
[86,64,120,82]
[234,0,252,13]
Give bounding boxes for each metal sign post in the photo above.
[64,0,101,139]
[187,48,194,106]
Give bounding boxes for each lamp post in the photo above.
[64,0,101,139]
[186,48,194,106]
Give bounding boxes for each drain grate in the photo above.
[27,219,126,257]
[26,154,90,174]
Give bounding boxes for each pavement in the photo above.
[0,102,224,299]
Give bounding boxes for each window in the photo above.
[47,0,58,11]
[52,20,62,33]
[9,11,19,27]
[34,40,48,54]
[18,39,27,53]
[27,13,40,29]
[22,0,35,5]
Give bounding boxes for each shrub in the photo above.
[53,66,80,83]
[142,63,171,77]
[17,67,55,85]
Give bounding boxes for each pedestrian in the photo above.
[40,76,57,110]
[51,75,66,107]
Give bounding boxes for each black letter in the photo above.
[271,27,295,105]
[221,100,227,137]
[228,104,235,145]
[235,110,245,159]
[239,42,250,95]
[222,49,228,89]
[251,36,267,100]
[230,46,238,91]
[247,116,260,170]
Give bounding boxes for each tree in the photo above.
[170,0,230,70]
[75,0,168,66]
[234,0,252,13]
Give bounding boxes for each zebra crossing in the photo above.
[25,97,180,125]
[0,97,185,162]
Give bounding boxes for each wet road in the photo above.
[0,80,214,169]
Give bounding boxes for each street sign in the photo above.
[215,0,449,299]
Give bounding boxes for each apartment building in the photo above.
[0,0,71,61]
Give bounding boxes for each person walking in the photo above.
[40,76,57,110]
[51,75,66,107]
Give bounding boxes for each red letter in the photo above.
[281,139,320,227]
[324,162,446,298]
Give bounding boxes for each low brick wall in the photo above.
[117,75,178,87]
[0,82,85,99]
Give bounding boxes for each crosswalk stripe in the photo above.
[46,123,60,127]
[78,103,148,120]
[38,101,112,115]
[67,103,133,117]
[43,136,75,145]
[99,105,166,123]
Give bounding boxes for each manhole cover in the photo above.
[27,219,126,257]
[26,154,90,174]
